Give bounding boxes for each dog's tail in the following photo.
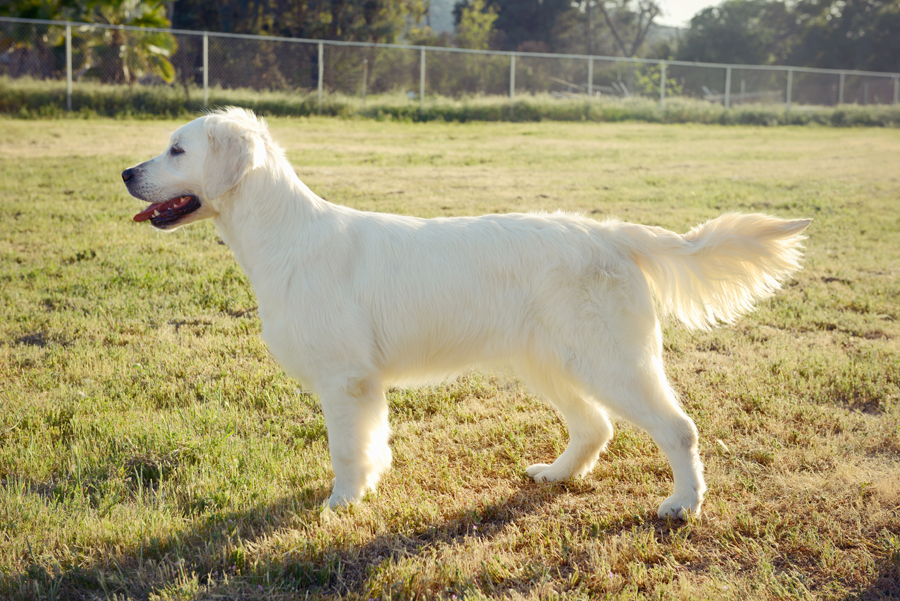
[617,213,811,330]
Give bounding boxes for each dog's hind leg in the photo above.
[317,377,392,508]
[583,359,706,520]
[521,367,613,483]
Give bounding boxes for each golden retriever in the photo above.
[122,108,809,518]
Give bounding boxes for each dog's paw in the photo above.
[657,494,703,520]
[526,463,571,483]
[324,494,352,510]
[325,486,364,509]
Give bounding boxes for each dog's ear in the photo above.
[202,116,266,201]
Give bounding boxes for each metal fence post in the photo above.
[202,33,208,108]
[659,61,666,111]
[509,53,516,110]
[317,42,324,114]
[724,66,731,109]
[838,72,845,104]
[65,24,72,112]
[786,68,793,113]
[894,77,899,105]
[361,58,368,104]
[419,47,425,109]
[587,57,593,99]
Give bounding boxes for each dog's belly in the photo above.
[258,292,533,391]
[378,333,521,387]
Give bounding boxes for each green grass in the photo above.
[1,118,899,600]
[3,76,900,126]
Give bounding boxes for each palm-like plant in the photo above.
[81,0,177,84]
[2,0,178,84]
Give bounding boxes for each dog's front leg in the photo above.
[317,377,392,508]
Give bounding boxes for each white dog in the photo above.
[122,108,809,519]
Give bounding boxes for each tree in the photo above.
[456,0,662,57]
[790,0,900,72]
[453,0,572,52]
[557,0,662,57]
[170,0,428,44]
[674,0,899,73]
[591,0,660,58]
[675,0,795,65]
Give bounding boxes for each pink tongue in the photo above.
[133,197,187,223]
[133,202,164,222]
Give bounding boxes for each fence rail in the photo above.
[2,16,899,114]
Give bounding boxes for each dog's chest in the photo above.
[258,313,316,387]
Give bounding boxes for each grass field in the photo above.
[1,117,899,600]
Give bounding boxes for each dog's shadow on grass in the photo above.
[192,480,578,596]
[859,560,900,601]
[7,477,651,599]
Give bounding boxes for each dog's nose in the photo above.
[122,168,136,183]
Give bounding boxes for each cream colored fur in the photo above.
[123,108,810,519]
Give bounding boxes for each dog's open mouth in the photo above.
[133,195,201,228]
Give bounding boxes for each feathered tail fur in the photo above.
[618,213,811,330]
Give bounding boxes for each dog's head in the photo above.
[122,107,268,230]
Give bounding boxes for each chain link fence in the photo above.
[2,16,899,115]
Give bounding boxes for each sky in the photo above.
[657,0,719,27]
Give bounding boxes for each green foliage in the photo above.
[676,0,795,65]
[633,63,682,96]
[588,0,662,58]
[677,0,900,73]
[455,0,573,52]
[789,0,900,73]
[78,26,178,84]
[456,0,663,57]
[456,0,498,50]
[0,0,178,84]
[86,0,176,84]
[171,0,429,44]
[0,0,83,20]
[3,0,432,46]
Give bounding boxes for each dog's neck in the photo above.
[211,155,343,290]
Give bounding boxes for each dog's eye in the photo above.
[170,146,184,156]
